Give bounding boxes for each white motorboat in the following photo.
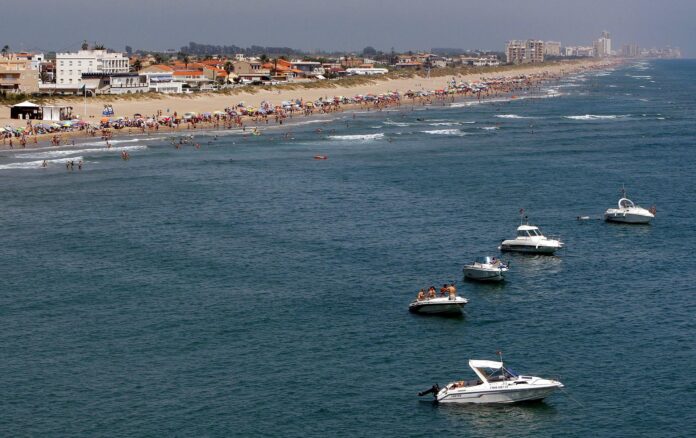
[500,219,563,254]
[409,295,468,315]
[604,188,655,224]
[419,358,563,404]
[463,256,509,281]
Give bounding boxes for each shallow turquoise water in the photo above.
[1,60,695,436]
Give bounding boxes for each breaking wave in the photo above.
[0,156,84,170]
[495,114,532,119]
[15,145,147,160]
[563,115,629,121]
[421,129,465,136]
[328,133,384,141]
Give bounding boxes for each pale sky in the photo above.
[3,0,693,55]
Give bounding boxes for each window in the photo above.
[60,61,64,66]
[78,61,82,66]
[69,61,73,66]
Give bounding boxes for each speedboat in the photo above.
[604,188,655,224]
[463,256,508,282]
[500,220,563,254]
[409,295,468,315]
[419,358,564,404]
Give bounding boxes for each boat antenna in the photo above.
[519,208,526,225]
[620,184,627,199]
[497,350,506,382]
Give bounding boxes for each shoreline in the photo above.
[1,59,619,151]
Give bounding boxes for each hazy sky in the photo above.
[3,0,693,55]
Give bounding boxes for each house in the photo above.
[139,65,182,93]
[394,62,422,69]
[203,66,229,84]
[231,60,270,82]
[291,61,325,78]
[172,70,211,89]
[262,59,302,81]
[81,72,148,95]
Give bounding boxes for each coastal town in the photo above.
[0,32,681,146]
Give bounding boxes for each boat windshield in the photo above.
[517,229,540,237]
[475,256,493,264]
[484,366,518,381]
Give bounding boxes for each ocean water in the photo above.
[1,60,695,437]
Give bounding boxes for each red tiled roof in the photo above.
[173,70,204,76]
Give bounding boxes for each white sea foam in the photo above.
[429,122,459,126]
[287,118,335,126]
[563,115,629,121]
[383,120,411,127]
[495,114,532,119]
[480,126,499,130]
[0,156,84,170]
[328,133,384,141]
[450,97,513,108]
[421,129,465,136]
[15,145,147,160]
[77,137,154,147]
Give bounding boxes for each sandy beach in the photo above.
[1,59,616,147]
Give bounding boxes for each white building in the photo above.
[594,31,612,57]
[55,49,129,87]
[544,42,561,57]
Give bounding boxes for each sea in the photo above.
[1,60,695,437]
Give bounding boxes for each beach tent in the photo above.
[11,101,42,120]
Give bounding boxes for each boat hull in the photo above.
[409,297,467,315]
[438,385,561,404]
[463,267,505,281]
[500,242,559,254]
[604,212,653,224]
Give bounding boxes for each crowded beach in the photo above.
[1,59,616,151]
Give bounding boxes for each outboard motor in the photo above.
[418,384,440,398]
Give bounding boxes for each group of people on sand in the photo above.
[417,284,457,301]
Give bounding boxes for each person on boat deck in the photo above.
[439,284,448,296]
[427,286,436,298]
[447,284,457,299]
[417,289,426,301]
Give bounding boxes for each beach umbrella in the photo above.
[213,110,225,116]
[101,117,109,123]
[0,127,5,132]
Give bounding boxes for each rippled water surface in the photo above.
[2,60,695,436]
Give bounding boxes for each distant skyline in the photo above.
[3,0,693,55]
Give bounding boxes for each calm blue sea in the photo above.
[1,60,695,437]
